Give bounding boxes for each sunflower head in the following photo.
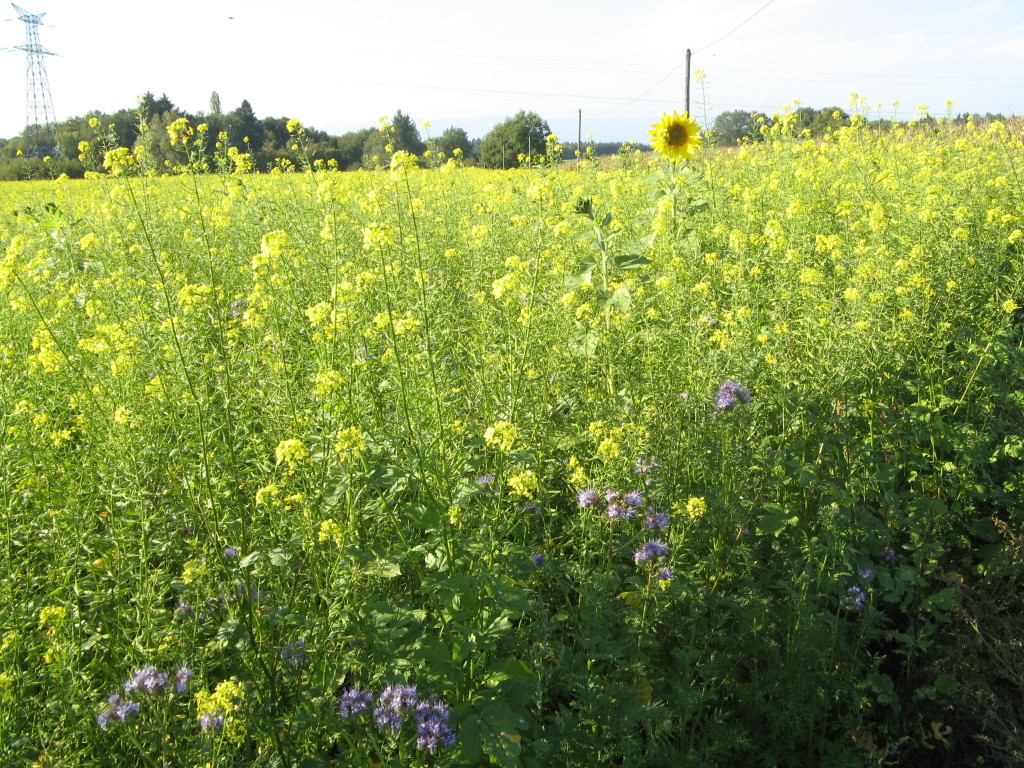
[649,112,702,162]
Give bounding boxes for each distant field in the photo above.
[1,118,1023,767]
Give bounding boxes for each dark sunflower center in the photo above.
[667,124,689,146]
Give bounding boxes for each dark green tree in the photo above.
[428,126,472,160]
[209,91,222,116]
[710,110,769,145]
[480,111,550,168]
[390,110,426,155]
[138,92,178,123]
[794,106,849,136]
[333,128,374,170]
[227,99,264,150]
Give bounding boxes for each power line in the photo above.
[693,0,781,54]
[584,0,782,117]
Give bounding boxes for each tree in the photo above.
[333,128,374,170]
[428,126,472,161]
[227,100,264,150]
[710,110,769,146]
[479,111,550,169]
[209,91,222,117]
[390,110,426,155]
[794,106,849,137]
[138,92,178,123]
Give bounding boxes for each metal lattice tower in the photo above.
[11,3,58,156]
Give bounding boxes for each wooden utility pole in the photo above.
[577,109,582,170]
[685,48,692,115]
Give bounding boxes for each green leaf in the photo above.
[479,701,526,768]
[482,658,533,688]
[756,507,796,536]
[934,674,958,695]
[612,253,652,270]
[402,502,441,530]
[268,548,292,567]
[364,558,402,579]
[369,465,415,493]
[238,551,262,569]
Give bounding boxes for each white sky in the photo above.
[1,0,1023,143]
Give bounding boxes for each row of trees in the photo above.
[709,106,1013,145]
[0,92,570,179]
[5,94,997,178]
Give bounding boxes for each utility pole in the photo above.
[684,48,691,116]
[577,109,582,170]
[10,3,59,157]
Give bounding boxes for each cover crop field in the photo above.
[1,114,1023,767]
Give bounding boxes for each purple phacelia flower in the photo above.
[656,567,674,581]
[531,553,546,566]
[282,639,307,668]
[199,711,225,733]
[475,474,495,487]
[339,686,373,718]
[633,458,660,475]
[644,511,670,530]
[845,585,867,611]
[223,546,238,559]
[125,666,168,696]
[623,490,644,508]
[174,666,193,695]
[715,379,753,411]
[415,698,457,754]
[374,684,418,732]
[605,488,619,504]
[97,694,139,729]
[858,568,874,582]
[634,539,669,563]
[607,501,633,521]
[882,546,899,565]
[577,488,600,508]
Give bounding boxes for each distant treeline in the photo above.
[0,91,653,180]
[0,92,1013,180]
[707,106,1015,146]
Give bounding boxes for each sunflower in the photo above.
[649,112,702,162]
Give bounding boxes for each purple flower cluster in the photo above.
[199,711,225,733]
[415,698,458,754]
[715,379,753,411]
[338,683,457,754]
[124,665,168,696]
[634,539,670,564]
[845,585,867,611]
[338,686,374,718]
[124,665,192,697]
[374,684,418,732]
[580,486,670,531]
[98,664,191,729]
[281,639,307,668]
[96,694,139,729]
[633,458,660,476]
[882,546,899,565]
[844,568,876,611]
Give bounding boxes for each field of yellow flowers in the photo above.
[1,115,1023,767]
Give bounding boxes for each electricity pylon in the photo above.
[10,3,58,156]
